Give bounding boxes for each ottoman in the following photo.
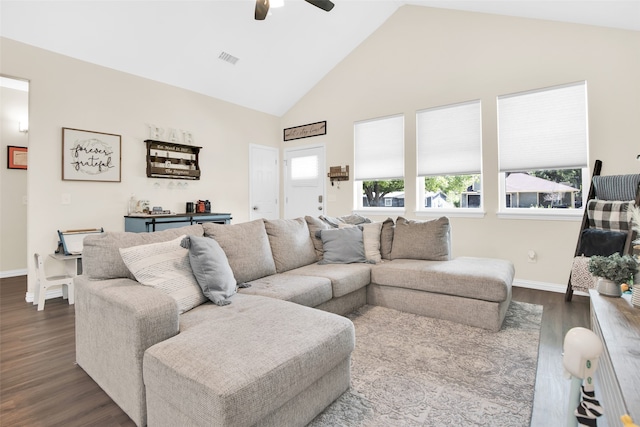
[369,257,514,331]
[143,294,355,427]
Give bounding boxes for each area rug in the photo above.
[310,301,543,427]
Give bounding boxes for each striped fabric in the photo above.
[587,200,634,232]
[593,174,640,201]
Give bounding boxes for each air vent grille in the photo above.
[218,51,239,65]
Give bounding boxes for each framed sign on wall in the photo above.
[7,145,27,169]
[62,127,121,182]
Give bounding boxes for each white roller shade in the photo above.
[498,82,588,172]
[354,114,404,181]
[417,100,481,177]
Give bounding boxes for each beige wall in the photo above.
[283,6,640,289]
[0,38,281,293]
[1,6,639,292]
[0,84,29,274]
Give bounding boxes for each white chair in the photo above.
[33,253,75,311]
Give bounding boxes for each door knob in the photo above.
[318,206,322,210]
[253,206,258,211]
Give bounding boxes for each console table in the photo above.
[124,213,232,232]
[589,290,640,425]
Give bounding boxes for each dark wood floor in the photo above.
[1,276,590,427]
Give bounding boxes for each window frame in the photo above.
[415,99,484,217]
[497,81,589,219]
[353,114,406,213]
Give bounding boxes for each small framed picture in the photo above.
[7,146,27,169]
[62,127,121,182]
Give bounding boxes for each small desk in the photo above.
[124,212,232,233]
[50,253,82,275]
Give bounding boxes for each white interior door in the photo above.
[249,144,279,220]
[284,145,325,219]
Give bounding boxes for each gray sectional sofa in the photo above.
[76,215,514,426]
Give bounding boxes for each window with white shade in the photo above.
[416,100,482,210]
[497,81,588,213]
[354,114,404,208]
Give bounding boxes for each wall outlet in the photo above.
[527,250,537,263]
[61,193,71,205]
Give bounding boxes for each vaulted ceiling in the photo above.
[2,1,638,116]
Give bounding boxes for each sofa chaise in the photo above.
[76,215,514,426]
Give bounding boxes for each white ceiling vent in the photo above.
[218,51,239,65]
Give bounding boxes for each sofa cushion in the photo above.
[264,218,317,273]
[390,216,450,261]
[181,235,237,306]
[380,217,395,260]
[286,263,371,298]
[240,274,332,307]
[144,294,354,427]
[362,222,382,263]
[83,224,204,280]
[203,220,276,283]
[371,257,514,302]
[119,235,207,314]
[305,216,331,260]
[318,227,368,265]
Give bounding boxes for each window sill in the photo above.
[415,209,486,219]
[497,209,584,221]
[353,208,406,217]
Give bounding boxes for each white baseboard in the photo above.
[25,288,64,303]
[513,279,589,297]
[1,269,27,278]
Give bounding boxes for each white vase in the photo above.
[596,278,621,297]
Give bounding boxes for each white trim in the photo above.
[497,209,583,221]
[1,268,27,278]
[25,288,64,303]
[353,208,406,217]
[513,278,588,297]
[415,209,485,219]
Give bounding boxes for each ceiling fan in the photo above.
[255,0,335,20]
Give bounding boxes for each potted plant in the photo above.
[588,253,638,297]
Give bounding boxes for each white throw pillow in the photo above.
[119,235,207,314]
[362,222,382,263]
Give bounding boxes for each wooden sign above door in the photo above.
[283,121,326,141]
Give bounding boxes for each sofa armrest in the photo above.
[75,275,179,427]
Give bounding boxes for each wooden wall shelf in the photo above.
[328,165,349,181]
[145,140,202,180]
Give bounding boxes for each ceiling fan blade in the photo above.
[304,0,335,12]
[255,0,270,20]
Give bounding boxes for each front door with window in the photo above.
[284,145,325,219]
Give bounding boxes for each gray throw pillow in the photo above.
[181,235,237,306]
[318,227,368,265]
[390,216,451,261]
